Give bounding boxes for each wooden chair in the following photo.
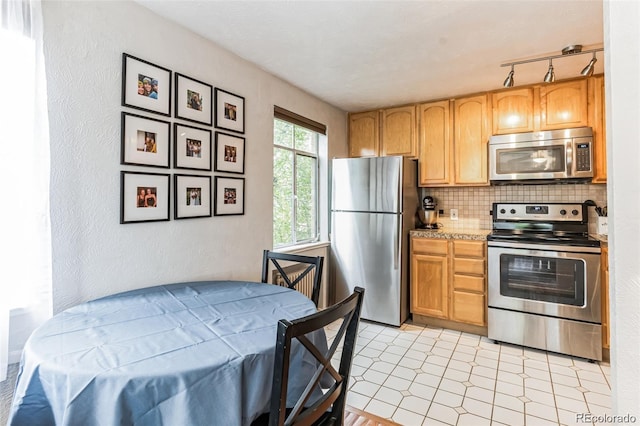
[262,286,364,426]
[261,250,324,307]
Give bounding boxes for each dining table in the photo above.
[8,280,326,426]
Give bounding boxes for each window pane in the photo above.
[274,119,293,148]
[294,126,317,154]
[295,154,317,241]
[273,147,294,246]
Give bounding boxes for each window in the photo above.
[273,108,324,247]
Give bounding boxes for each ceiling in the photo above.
[136,0,604,112]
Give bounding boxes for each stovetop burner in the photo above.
[486,230,601,247]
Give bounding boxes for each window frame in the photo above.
[273,117,320,248]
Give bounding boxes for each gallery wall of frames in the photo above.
[119,53,246,223]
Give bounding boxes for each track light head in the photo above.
[544,59,555,83]
[581,52,598,76]
[503,65,514,87]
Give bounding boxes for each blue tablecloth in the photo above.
[9,281,325,426]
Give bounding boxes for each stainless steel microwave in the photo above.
[489,127,594,184]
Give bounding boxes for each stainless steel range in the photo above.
[487,202,602,361]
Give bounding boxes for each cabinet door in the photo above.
[417,100,452,186]
[411,253,448,318]
[492,88,535,134]
[589,75,607,183]
[349,111,379,157]
[454,95,489,185]
[381,105,417,157]
[451,291,485,326]
[539,80,588,130]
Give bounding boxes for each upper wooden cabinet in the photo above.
[348,106,416,158]
[454,95,489,185]
[492,88,536,135]
[589,75,607,183]
[417,100,452,185]
[418,95,489,187]
[381,105,417,157]
[539,79,589,130]
[348,111,379,157]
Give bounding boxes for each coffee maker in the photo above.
[417,196,440,229]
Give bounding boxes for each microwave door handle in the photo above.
[565,141,573,176]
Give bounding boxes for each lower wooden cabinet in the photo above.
[411,237,487,329]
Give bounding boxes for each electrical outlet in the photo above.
[450,209,459,220]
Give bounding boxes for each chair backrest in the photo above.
[261,250,324,307]
[268,287,365,426]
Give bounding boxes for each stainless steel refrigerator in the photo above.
[330,156,418,326]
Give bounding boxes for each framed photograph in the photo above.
[174,174,212,220]
[214,176,245,216]
[214,88,245,134]
[121,53,171,116]
[214,132,245,174]
[121,112,170,168]
[175,73,213,126]
[174,123,212,171]
[120,171,170,224]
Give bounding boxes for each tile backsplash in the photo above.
[420,184,607,234]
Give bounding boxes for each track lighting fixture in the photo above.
[500,45,603,87]
[544,59,555,83]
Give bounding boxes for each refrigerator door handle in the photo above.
[394,217,400,270]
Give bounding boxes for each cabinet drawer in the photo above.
[412,238,448,255]
[453,274,485,292]
[453,240,485,258]
[451,291,485,326]
[454,258,485,275]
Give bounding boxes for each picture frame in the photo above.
[120,171,170,224]
[214,88,245,134]
[214,132,245,174]
[175,73,213,126]
[121,53,171,116]
[121,112,170,168]
[214,176,245,216]
[174,174,212,220]
[174,123,212,171]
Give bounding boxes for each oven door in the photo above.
[488,243,601,323]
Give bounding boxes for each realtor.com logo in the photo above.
[576,413,637,423]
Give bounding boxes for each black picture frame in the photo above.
[214,88,245,134]
[120,171,171,224]
[121,112,171,168]
[121,53,172,116]
[214,132,245,174]
[175,73,213,126]
[174,174,212,220]
[214,176,245,216]
[174,123,212,171]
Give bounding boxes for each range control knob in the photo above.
[560,209,567,215]
[500,209,506,214]
[572,209,579,216]
[510,209,516,214]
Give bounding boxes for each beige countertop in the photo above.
[410,227,491,241]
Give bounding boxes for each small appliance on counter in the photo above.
[416,196,440,229]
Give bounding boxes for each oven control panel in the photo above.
[493,203,584,221]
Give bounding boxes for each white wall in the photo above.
[41,1,347,314]
[604,0,640,416]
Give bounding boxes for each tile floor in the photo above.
[327,320,611,426]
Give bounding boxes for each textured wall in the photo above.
[41,1,347,314]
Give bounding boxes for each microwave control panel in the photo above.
[575,142,591,171]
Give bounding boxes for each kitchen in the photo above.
[1,1,638,424]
